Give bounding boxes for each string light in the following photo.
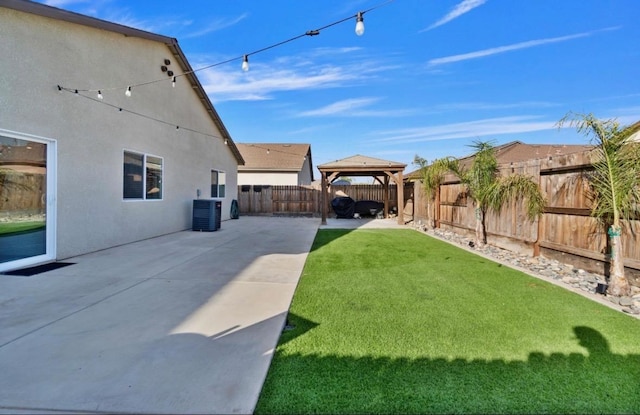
[97,90,103,100]
[172,76,176,88]
[355,12,365,36]
[56,0,395,95]
[242,55,249,72]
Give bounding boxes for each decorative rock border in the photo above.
[413,224,640,317]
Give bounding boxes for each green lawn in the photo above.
[0,221,45,236]
[256,229,640,414]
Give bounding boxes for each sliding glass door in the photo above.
[0,130,56,272]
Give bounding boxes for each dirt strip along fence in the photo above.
[237,184,413,217]
[411,149,640,284]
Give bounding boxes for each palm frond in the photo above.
[419,157,458,201]
[462,141,498,209]
[559,112,640,226]
[488,175,547,221]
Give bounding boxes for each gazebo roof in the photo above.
[318,154,406,176]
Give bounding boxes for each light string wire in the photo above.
[66,91,311,159]
[56,0,396,157]
[57,0,395,94]
[70,92,225,140]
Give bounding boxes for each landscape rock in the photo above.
[619,297,633,307]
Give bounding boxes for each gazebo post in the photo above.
[321,171,327,225]
[383,175,390,218]
[396,170,404,225]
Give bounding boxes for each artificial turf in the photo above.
[255,229,640,414]
[0,221,45,236]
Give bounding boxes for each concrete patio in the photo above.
[0,216,322,414]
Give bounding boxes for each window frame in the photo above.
[123,150,164,201]
[211,169,226,199]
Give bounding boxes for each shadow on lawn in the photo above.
[309,229,355,252]
[257,326,640,414]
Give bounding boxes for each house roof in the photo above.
[458,141,593,166]
[627,120,640,142]
[2,0,244,165]
[405,141,594,180]
[236,143,312,172]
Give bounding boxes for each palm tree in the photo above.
[413,155,457,228]
[450,141,546,247]
[557,113,640,297]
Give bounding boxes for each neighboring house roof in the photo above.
[405,141,594,180]
[1,0,244,165]
[457,141,593,166]
[237,143,312,174]
[627,121,640,142]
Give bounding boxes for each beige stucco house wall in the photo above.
[0,1,243,266]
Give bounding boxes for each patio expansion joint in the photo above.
[0,278,151,350]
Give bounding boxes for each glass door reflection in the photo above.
[0,136,47,264]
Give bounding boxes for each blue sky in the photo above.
[41,0,640,173]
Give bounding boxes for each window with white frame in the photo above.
[123,151,163,200]
[211,170,225,198]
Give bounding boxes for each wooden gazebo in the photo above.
[317,155,407,225]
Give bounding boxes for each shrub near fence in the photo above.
[411,149,640,285]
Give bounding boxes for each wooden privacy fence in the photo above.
[237,184,412,216]
[411,149,640,278]
[0,171,45,216]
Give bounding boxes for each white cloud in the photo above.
[298,98,381,116]
[44,0,89,7]
[428,27,620,67]
[432,101,560,111]
[199,50,395,102]
[421,0,487,32]
[202,65,361,102]
[297,97,416,118]
[372,116,555,144]
[181,14,248,39]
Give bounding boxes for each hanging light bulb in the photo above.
[242,55,249,72]
[172,76,176,88]
[266,148,270,154]
[224,138,229,145]
[97,90,103,100]
[125,86,132,97]
[355,12,365,36]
